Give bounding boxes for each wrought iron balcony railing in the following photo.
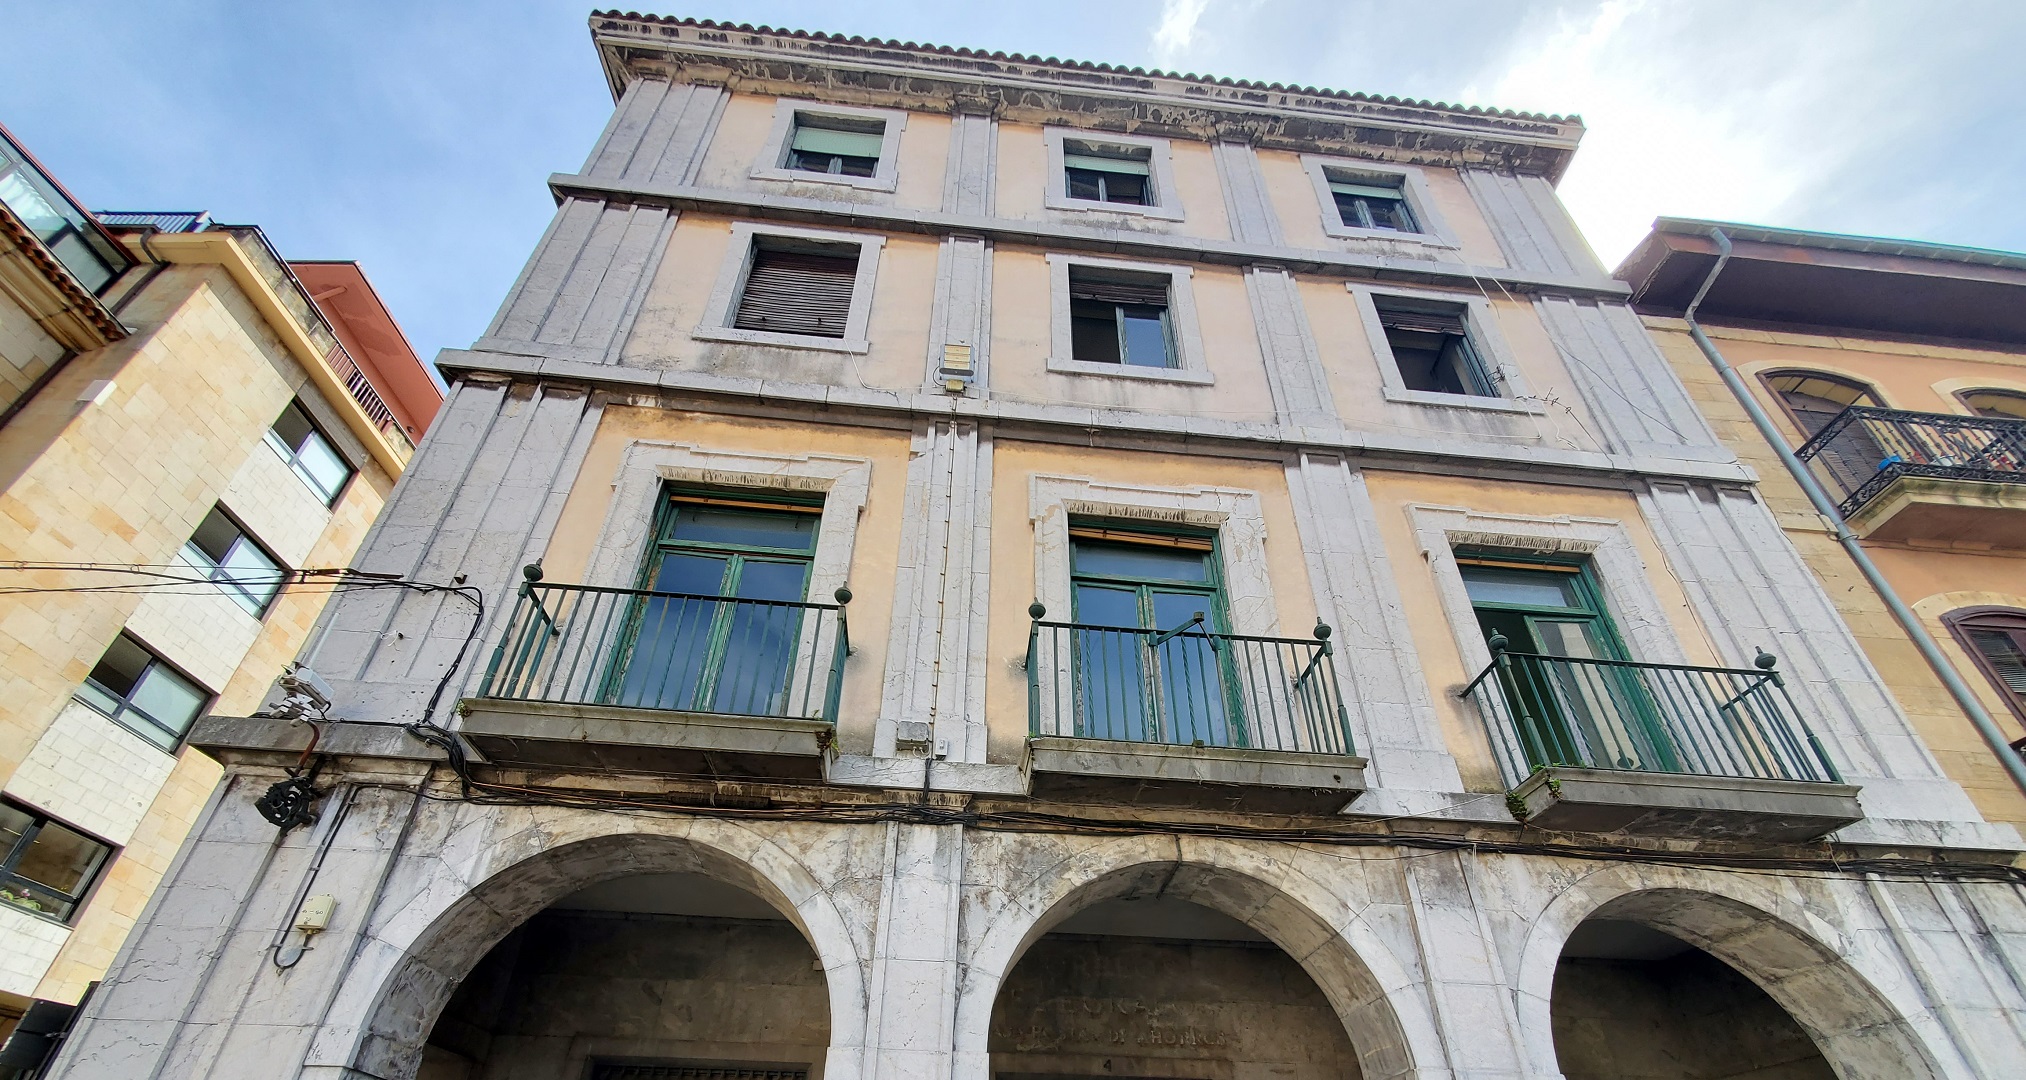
[1461,635,1840,788]
[478,572,850,723]
[1794,405,2026,517]
[1025,604,1356,756]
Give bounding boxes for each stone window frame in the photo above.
[1300,155,1460,249]
[1044,253,1212,385]
[1042,127,1186,222]
[693,222,885,355]
[583,441,872,608]
[1407,504,1690,690]
[1348,282,1544,415]
[750,98,909,193]
[1029,474,1277,637]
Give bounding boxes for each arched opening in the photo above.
[1761,370,1881,438]
[1551,916,1831,1079]
[1957,388,2026,420]
[420,871,830,1080]
[980,854,1409,1080]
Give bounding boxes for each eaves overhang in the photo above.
[588,11,1585,181]
[0,199,125,349]
[1615,217,2026,350]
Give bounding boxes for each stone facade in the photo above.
[44,13,2026,1080]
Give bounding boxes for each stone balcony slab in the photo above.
[1509,766,1863,842]
[1025,736,1367,815]
[457,697,832,781]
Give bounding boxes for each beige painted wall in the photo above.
[1360,469,1715,791]
[981,442,1318,764]
[1648,318,2026,831]
[541,405,912,755]
[620,213,937,394]
[0,263,395,1003]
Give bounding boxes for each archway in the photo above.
[353,831,857,1080]
[1519,884,1947,1080]
[962,840,1427,1080]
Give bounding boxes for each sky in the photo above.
[6,1,2025,373]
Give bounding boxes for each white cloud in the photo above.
[1152,0,1212,68]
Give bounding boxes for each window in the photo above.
[1043,129,1183,221]
[1763,370,1881,438]
[1068,525,1240,747]
[266,401,352,505]
[1947,608,2026,724]
[1063,141,1153,206]
[1374,296,1497,397]
[182,506,286,616]
[1068,268,1174,369]
[613,493,822,715]
[786,114,884,178]
[697,224,883,353]
[1959,389,2026,420]
[0,801,113,924]
[74,633,208,751]
[1330,178,1417,233]
[1460,555,1670,772]
[732,238,860,340]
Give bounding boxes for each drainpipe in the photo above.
[1681,227,2026,796]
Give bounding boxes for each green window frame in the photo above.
[1460,553,1677,773]
[606,491,822,716]
[787,115,884,178]
[1067,524,1245,747]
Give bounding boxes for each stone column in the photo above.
[858,821,966,1080]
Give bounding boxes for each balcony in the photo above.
[464,569,850,781]
[1463,637,1860,841]
[1796,406,2026,547]
[1024,606,1366,813]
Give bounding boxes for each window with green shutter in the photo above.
[787,114,884,178]
[1328,176,1418,233]
[1063,141,1153,205]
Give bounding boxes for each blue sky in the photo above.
[6,1,2024,371]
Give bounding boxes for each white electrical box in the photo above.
[295,894,336,933]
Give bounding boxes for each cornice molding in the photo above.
[0,204,124,349]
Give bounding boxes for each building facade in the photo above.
[0,126,439,1043]
[1618,220,2026,834]
[44,14,2026,1080]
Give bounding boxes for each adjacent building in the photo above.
[1619,220,2026,832]
[0,124,439,1046]
[43,15,2026,1080]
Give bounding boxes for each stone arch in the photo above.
[1512,868,1953,1080]
[344,820,868,1080]
[954,834,1436,1080]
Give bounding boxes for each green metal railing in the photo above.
[1461,633,1839,788]
[1025,602,1356,755]
[479,566,850,722]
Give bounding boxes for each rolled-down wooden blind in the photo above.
[733,248,859,338]
[1067,273,1169,308]
[1968,629,2026,695]
[1374,304,1467,336]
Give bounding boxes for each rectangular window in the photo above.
[266,401,353,505]
[613,492,822,716]
[1068,525,1241,747]
[787,114,884,178]
[1063,141,1153,206]
[1067,269,1174,369]
[182,506,286,616]
[1375,297,1497,397]
[1329,178,1418,233]
[0,800,114,924]
[74,633,208,751]
[732,239,861,340]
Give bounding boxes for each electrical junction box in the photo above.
[295,894,336,934]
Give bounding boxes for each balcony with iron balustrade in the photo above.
[1023,603,1367,814]
[1795,405,2026,547]
[463,565,851,782]
[1461,634,1861,841]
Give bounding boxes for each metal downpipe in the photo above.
[1680,227,2026,795]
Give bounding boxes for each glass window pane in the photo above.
[836,155,877,178]
[128,665,206,740]
[86,635,151,698]
[269,402,313,453]
[651,551,732,596]
[1530,619,1607,659]
[733,559,811,603]
[296,432,351,502]
[1072,540,1210,584]
[186,508,239,565]
[1119,307,1172,368]
[1461,566,1581,609]
[11,819,107,896]
[0,804,30,857]
[1070,301,1121,364]
[221,537,284,608]
[1066,169,1104,201]
[1101,172,1149,205]
[1072,582,1143,628]
[669,506,818,551]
